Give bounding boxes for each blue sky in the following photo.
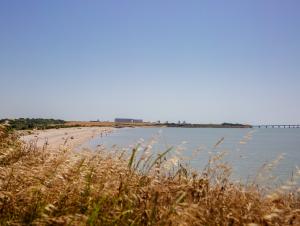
[0,0,299,124]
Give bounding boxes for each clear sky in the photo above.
[1,0,299,124]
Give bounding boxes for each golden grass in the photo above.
[64,121,157,128]
[0,124,300,225]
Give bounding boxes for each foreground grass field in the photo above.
[0,124,299,225]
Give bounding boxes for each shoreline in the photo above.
[20,126,114,150]
[19,124,251,151]
[65,121,252,128]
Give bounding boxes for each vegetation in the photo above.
[0,125,299,225]
[165,122,252,128]
[65,121,156,128]
[0,118,65,130]
[221,122,252,128]
[0,118,252,130]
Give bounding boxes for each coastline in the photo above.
[19,122,251,151]
[20,126,114,150]
[64,121,252,128]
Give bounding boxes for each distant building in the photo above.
[114,118,143,123]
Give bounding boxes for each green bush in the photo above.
[0,118,65,130]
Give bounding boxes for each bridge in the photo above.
[253,125,300,128]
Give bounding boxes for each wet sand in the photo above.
[21,127,114,150]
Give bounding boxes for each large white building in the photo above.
[114,118,143,123]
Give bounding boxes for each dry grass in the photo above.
[64,121,157,128]
[0,125,300,225]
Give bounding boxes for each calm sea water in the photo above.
[82,127,300,182]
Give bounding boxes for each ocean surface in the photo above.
[82,127,300,183]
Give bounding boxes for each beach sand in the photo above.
[21,127,114,150]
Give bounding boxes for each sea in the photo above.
[81,127,300,183]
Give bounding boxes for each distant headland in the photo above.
[0,118,252,130]
[161,122,252,128]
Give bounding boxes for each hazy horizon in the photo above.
[1,1,300,125]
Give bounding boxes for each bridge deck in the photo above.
[254,125,300,128]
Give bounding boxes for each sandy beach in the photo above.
[21,127,114,150]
